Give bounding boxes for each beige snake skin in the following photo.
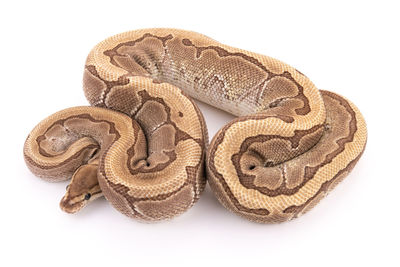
[23,29,367,223]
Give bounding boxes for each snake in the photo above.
[23,28,367,223]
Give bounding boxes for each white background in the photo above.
[1,1,398,266]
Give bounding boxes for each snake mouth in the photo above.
[59,196,86,214]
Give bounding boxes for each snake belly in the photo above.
[24,29,367,223]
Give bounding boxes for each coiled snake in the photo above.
[23,29,367,223]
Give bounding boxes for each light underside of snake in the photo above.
[23,28,367,223]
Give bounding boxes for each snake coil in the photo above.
[23,29,367,223]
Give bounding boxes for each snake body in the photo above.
[24,29,367,223]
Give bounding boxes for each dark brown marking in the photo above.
[102,33,311,117]
[103,33,173,68]
[207,90,361,217]
[230,91,358,197]
[84,65,130,106]
[207,119,271,216]
[96,87,207,217]
[181,38,311,115]
[34,113,119,163]
[231,125,324,196]
[24,144,99,170]
[122,90,204,185]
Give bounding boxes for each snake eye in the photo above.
[84,193,91,200]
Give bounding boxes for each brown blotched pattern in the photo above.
[24,29,366,223]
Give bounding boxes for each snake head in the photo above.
[60,159,103,213]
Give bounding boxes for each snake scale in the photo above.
[23,29,367,223]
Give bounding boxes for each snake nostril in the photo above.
[146,162,150,167]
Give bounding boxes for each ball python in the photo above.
[23,28,367,223]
